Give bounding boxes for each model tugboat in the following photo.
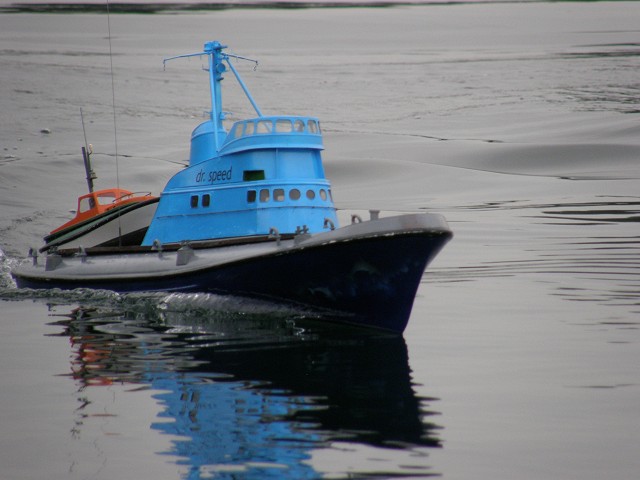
[12,41,452,333]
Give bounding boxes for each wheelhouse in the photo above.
[141,42,338,246]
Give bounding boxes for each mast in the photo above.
[82,146,96,193]
[205,41,224,151]
[80,108,96,193]
[163,41,263,154]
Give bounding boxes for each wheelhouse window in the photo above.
[79,197,95,213]
[247,190,257,203]
[319,189,327,201]
[243,170,265,181]
[229,118,321,139]
[97,192,117,205]
[256,120,273,134]
[274,189,285,202]
[260,189,270,202]
[227,123,240,140]
[202,194,211,207]
[190,195,198,208]
[275,119,292,133]
[307,120,320,134]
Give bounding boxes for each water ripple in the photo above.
[426,197,640,316]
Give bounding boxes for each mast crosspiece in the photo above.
[163,41,263,153]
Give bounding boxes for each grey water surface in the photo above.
[1,2,639,479]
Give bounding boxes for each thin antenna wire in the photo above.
[106,0,123,244]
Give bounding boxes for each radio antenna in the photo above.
[106,0,123,244]
[106,0,120,191]
[80,108,96,193]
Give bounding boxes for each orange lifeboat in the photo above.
[50,188,155,234]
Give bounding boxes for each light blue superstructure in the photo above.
[143,41,338,245]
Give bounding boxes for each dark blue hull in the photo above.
[15,231,450,332]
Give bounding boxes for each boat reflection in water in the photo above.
[51,296,442,478]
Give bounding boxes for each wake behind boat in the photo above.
[12,41,452,333]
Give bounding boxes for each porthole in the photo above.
[260,189,270,202]
[308,120,318,134]
[306,189,316,200]
[289,189,301,200]
[319,189,327,201]
[274,189,285,202]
